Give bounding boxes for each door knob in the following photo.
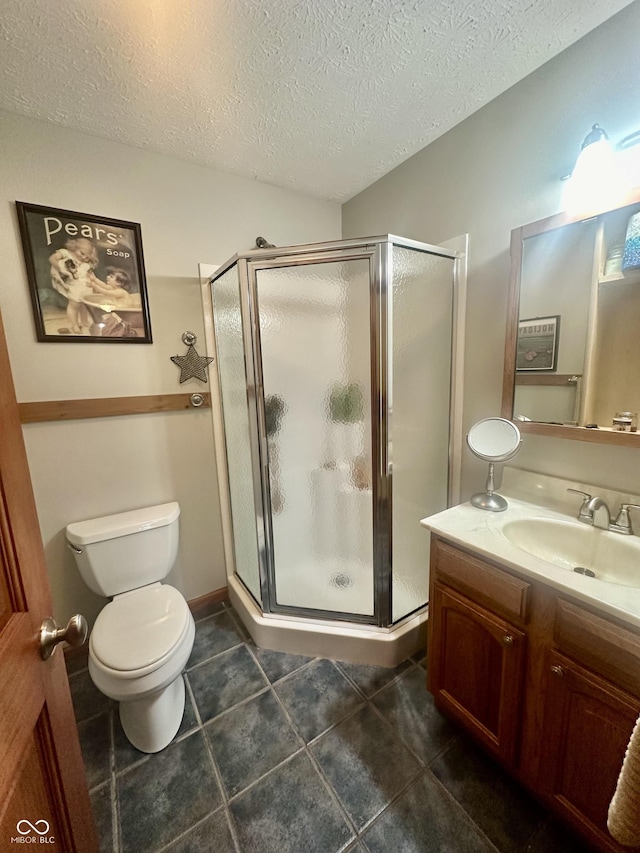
[39,614,88,661]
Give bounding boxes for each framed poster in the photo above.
[516,315,560,371]
[16,202,152,343]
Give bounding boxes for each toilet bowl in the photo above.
[67,503,195,753]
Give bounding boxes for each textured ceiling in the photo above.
[0,0,634,201]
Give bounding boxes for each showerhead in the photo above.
[255,236,276,249]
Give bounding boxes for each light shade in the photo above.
[563,124,626,216]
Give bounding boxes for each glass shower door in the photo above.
[253,258,375,617]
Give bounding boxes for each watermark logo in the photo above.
[17,822,49,836]
[10,820,55,844]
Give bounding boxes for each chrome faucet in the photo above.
[567,489,609,526]
[567,489,640,534]
[584,495,611,529]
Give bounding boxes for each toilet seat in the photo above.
[90,584,190,676]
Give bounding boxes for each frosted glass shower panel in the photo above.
[255,260,374,615]
[390,247,454,622]
[212,265,262,603]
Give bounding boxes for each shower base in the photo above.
[228,575,428,668]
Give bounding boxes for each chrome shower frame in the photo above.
[210,235,462,629]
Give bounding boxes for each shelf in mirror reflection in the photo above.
[515,373,580,387]
[513,420,640,447]
[598,269,640,285]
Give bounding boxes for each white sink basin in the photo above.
[502,517,640,588]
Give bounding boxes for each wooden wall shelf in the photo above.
[517,420,639,447]
[18,393,211,424]
[515,373,580,387]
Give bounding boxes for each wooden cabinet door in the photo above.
[429,582,526,765]
[540,650,640,852]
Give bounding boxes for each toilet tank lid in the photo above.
[66,502,180,546]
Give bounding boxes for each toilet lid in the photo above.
[91,585,190,672]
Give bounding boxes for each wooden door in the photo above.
[0,312,98,851]
[540,650,640,852]
[429,582,526,765]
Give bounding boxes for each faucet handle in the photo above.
[567,488,591,501]
[567,489,593,522]
[567,488,591,506]
[612,504,640,535]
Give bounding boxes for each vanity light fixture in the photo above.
[563,124,626,216]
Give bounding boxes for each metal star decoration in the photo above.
[171,332,214,384]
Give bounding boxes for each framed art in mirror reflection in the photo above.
[516,315,560,372]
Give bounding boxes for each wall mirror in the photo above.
[501,191,640,447]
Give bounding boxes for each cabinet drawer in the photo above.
[554,598,640,697]
[433,539,530,623]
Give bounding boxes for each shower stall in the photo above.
[207,235,463,665]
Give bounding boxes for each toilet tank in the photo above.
[66,503,180,597]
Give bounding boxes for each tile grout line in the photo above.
[224,606,252,642]
[245,643,319,686]
[186,639,245,673]
[109,710,123,853]
[154,805,231,853]
[74,707,112,727]
[300,682,427,846]
[420,764,504,853]
[230,645,360,846]
[184,672,244,853]
[350,765,429,844]
[225,745,308,805]
[303,746,360,849]
[228,650,449,849]
[260,660,359,848]
[274,666,368,750]
[333,657,423,704]
[364,680,458,771]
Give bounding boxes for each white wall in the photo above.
[0,110,341,627]
[342,1,640,499]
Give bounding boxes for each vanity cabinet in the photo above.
[430,584,526,764]
[540,650,640,840]
[427,536,640,853]
[429,541,529,764]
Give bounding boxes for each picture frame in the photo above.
[516,315,560,371]
[16,202,152,343]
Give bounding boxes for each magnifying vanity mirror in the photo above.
[467,417,521,511]
[501,190,640,447]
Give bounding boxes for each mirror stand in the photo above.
[471,461,508,511]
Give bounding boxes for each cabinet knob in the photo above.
[550,665,564,677]
[503,635,514,646]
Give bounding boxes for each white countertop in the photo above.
[421,471,640,631]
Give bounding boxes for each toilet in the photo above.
[66,502,195,754]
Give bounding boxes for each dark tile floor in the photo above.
[68,601,594,853]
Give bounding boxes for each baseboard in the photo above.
[187,586,230,618]
[63,642,89,669]
[63,585,230,669]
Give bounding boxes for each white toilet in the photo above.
[66,502,195,754]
